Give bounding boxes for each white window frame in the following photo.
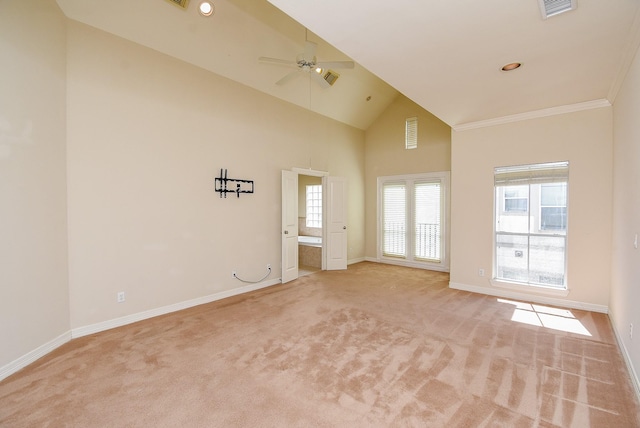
[377,171,450,272]
[492,161,569,294]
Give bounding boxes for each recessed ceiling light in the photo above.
[199,1,214,16]
[501,62,522,72]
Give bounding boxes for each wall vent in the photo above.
[323,70,340,86]
[165,0,190,10]
[538,0,576,19]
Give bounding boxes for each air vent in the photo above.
[165,0,189,10]
[538,0,576,19]
[323,70,340,86]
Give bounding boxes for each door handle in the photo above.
[343,226,346,230]
[284,230,289,234]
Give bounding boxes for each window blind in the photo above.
[414,181,441,260]
[494,161,568,186]
[383,183,406,257]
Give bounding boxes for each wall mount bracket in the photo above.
[215,168,254,198]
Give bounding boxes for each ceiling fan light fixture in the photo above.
[199,1,214,16]
[501,62,522,72]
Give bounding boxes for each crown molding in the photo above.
[452,99,612,132]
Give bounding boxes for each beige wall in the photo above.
[0,0,70,369]
[611,42,640,386]
[450,107,613,308]
[364,96,451,259]
[65,21,366,328]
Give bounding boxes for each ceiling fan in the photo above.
[259,40,354,88]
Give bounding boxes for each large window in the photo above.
[378,172,449,270]
[494,162,568,288]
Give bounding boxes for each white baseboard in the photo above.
[608,310,640,403]
[449,281,609,313]
[348,257,366,265]
[1,279,283,381]
[0,330,72,382]
[71,278,282,338]
[363,257,450,272]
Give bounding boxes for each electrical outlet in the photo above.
[232,270,237,278]
[478,268,485,277]
[630,323,634,340]
[117,291,125,303]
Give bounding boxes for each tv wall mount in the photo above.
[215,169,254,198]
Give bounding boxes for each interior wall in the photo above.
[65,21,366,329]
[364,96,451,259]
[0,0,70,369]
[611,42,640,388]
[450,107,613,308]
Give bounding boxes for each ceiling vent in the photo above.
[165,0,189,10]
[538,0,576,19]
[323,70,340,86]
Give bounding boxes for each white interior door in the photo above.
[281,170,299,283]
[324,176,347,270]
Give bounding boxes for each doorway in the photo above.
[298,174,323,276]
[281,169,347,283]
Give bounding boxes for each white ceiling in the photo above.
[56,0,640,130]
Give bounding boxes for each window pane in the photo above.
[496,186,529,234]
[529,235,565,287]
[540,183,567,232]
[541,183,567,206]
[541,207,567,231]
[383,184,406,257]
[414,182,441,261]
[505,198,528,212]
[496,233,529,283]
[305,185,322,228]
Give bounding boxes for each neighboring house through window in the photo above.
[494,161,569,288]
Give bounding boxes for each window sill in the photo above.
[490,279,570,297]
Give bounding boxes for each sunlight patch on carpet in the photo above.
[498,299,592,336]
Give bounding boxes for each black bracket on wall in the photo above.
[215,169,254,198]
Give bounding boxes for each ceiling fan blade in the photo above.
[310,70,331,88]
[259,56,297,67]
[316,60,355,69]
[304,41,317,60]
[276,70,301,86]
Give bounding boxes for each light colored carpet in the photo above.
[1,262,639,427]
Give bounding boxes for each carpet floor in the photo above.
[1,262,639,427]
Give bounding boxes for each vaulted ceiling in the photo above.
[56,0,640,130]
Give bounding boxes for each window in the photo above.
[378,172,449,270]
[405,117,417,150]
[494,162,569,288]
[305,185,322,228]
[503,186,528,212]
[540,183,567,231]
